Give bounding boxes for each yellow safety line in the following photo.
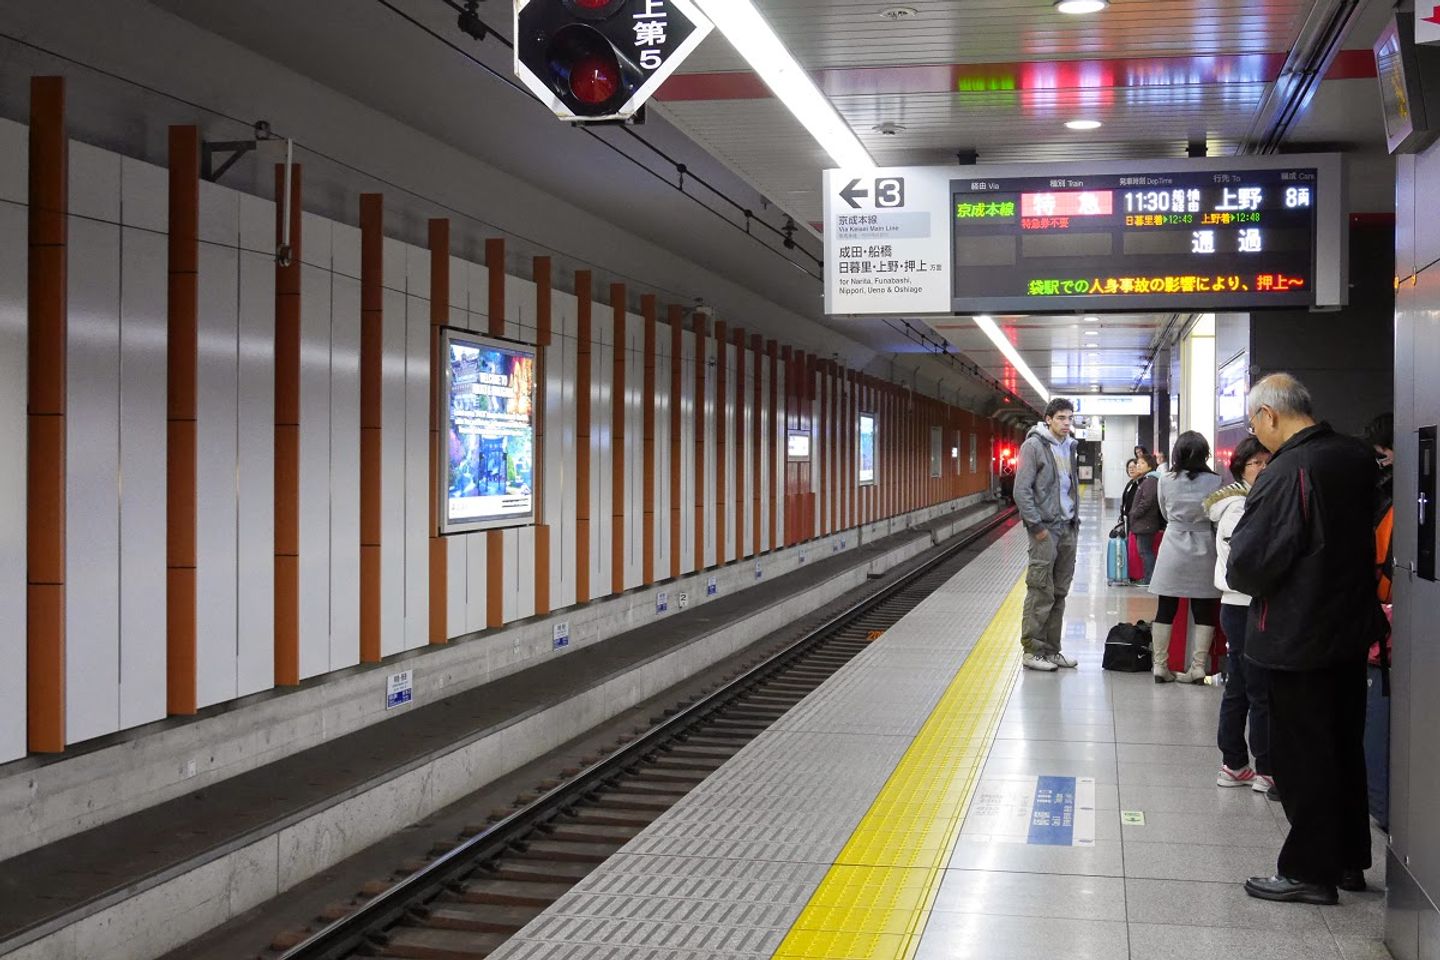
[772,577,1024,960]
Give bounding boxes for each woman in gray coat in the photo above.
[1148,431,1225,683]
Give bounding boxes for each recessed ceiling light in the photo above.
[879,5,919,20]
[1084,331,1100,338]
[1083,315,1099,323]
[872,121,907,136]
[1055,0,1109,14]
[1066,119,1103,131]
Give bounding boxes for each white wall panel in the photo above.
[238,193,273,256]
[504,527,536,622]
[742,347,754,559]
[69,141,120,223]
[404,291,429,650]
[703,336,717,569]
[505,275,537,344]
[297,265,332,680]
[198,180,239,247]
[195,243,240,710]
[448,256,467,328]
[624,319,643,589]
[379,284,407,657]
[333,223,361,280]
[557,292,577,608]
[120,157,166,234]
[446,533,467,638]
[117,224,168,729]
[0,118,26,204]
[300,211,332,270]
[64,217,122,742]
[464,532,487,634]
[236,251,275,697]
[724,342,737,564]
[329,274,361,670]
[678,329,695,576]
[760,357,770,553]
[654,330,671,581]
[0,200,27,762]
[775,361,785,547]
[590,313,612,600]
[467,259,489,332]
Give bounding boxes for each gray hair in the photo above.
[1247,372,1314,418]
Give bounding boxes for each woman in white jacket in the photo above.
[1204,437,1273,793]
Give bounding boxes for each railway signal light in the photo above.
[514,0,713,122]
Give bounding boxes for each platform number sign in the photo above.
[515,0,714,122]
[839,177,907,209]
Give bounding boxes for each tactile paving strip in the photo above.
[489,527,1028,960]
[771,579,1024,960]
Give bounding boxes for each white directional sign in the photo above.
[823,169,952,315]
[515,0,713,122]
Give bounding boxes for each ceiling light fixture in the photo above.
[974,315,1051,402]
[694,0,874,169]
[1054,0,1109,14]
[879,5,919,20]
[1065,119,1103,131]
[1083,315,1099,323]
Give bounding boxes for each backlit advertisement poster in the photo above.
[858,413,877,485]
[442,330,536,533]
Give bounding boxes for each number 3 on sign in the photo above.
[875,177,905,208]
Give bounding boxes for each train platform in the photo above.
[488,487,1391,960]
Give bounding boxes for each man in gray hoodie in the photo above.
[1013,398,1080,671]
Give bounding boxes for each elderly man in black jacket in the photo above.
[1227,373,1387,905]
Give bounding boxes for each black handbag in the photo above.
[1108,519,1127,539]
[1103,621,1154,672]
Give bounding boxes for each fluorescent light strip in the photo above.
[694,0,874,169]
[973,315,1052,403]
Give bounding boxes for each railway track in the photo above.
[275,506,1017,960]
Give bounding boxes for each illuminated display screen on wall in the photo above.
[952,168,1318,312]
[442,329,536,533]
[858,413,876,484]
[1217,352,1250,425]
[787,431,812,462]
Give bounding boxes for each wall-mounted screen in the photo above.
[953,167,1320,311]
[441,329,536,534]
[787,431,812,462]
[858,413,876,484]
[1374,14,1440,155]
[1217,351,1250,425]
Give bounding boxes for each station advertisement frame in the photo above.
[858,411,877,485]
[439,327,538,535]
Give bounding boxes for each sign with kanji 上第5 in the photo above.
[515,0,713,122]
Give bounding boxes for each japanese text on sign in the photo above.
[1024,274,1306,296]
[633,0,668,70]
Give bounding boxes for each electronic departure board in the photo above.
[951,167,1319,312]
[820,156,1344,317]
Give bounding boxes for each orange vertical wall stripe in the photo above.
[358,194,383,662]
[273,162,302,687]
[428,219,449,644]
[641,295,657,585]
[692,313,707,571]
[27,77,66,752]
[575,271,592,604]
[668,306,684,579]
[166,125,199,716]
[731,327,745,558]
[610,285,626,596]
[533,256,552,617]
[485,238,505,338]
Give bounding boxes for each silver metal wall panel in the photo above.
[467,259,489,332]
[333,222,361,281]
[379,280,407,658]
[329,273,361,670]
[509,526,536,622]
[403,287,429,651]
[506,275,537,344]
[448,255,467,328]
[65,215,122,743]
[194,243,240,709]
[298,263,333,680]
[0,118,25,204]
[0,199,26,762]
[446,531,468,639]
[299,211,332,270]
[235,250,275,697]
[117,222,168,729]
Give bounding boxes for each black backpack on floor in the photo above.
[1103,621,1154,672]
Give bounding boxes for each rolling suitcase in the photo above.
[1106,534,1128,585]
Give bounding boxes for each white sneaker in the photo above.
[1046,652,1078,669]
[1022,653,1058,672]
[1217,764,1256,788]
[1252,773,1276,794]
